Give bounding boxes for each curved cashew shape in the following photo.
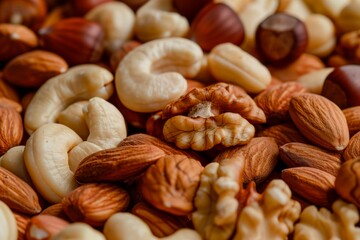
[115,37,203,112]
[57,101,89,140]
[24,123,82,204]
[0,146,33,185]
[24,64,114,135]
[103,212,201,240]
[0,201,17,240]
[68,97,127,171]
[85,2,135,53]
[135,0,189,42]
[52,223,105,240]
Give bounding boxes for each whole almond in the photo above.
[0,106,23,155]
[62,183,129,227]
[0,73,19,102]
[289,93,349,151]
[343,131,360,161]
[75,144,166,183]
[280,142,342,176]
[26,215,69,240]
[0,23,38,61]
[254,82,307,124]
[40,203,69,221]
[282,167,336,207]
[3,50,68,87]
[343,106,360,136]
[257,123,308,146]
[13,211,30,240]
[215,137,279,184]
[0,167,41,215]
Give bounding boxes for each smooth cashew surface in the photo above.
[24,123,82,203]
[208,43,271,94]
[0,201,17,240]
[52,223,105,240]
[0,145,32,185]
[24,64,114,135]
[115,37,203,112]
[135,0,189,42]
[68,97,127,171]
[103,212,201,240]
[85,2,135,53]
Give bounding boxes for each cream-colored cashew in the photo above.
[115,37,203,112]
[68,97,127,171]
[0,201,17,240]
[24,64,114,135]
[215,0,252,13]
[283,0,312,21]
[103,212,201,240]
[24,123,82,204]
[208,43,271,94]
[0,146,33,185]
[51,223,105,240]
[297,68,334,94]
[239,0,278,54]
[57,101,89,140]
[135,0,189,42]
[85,2,135,53]
[336,0,360,34]
[302,0,350,19]
[305,14,336,57]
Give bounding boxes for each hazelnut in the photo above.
[321,65,360,109]
[173,0,211,22]
[190,2,245,52]
[255,13,308,66]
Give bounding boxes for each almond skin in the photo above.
[343,106,360,136]
[62,183,130,227]
[26,215,69,240]
[0,106,23,155]
[74,144,166,183]
[215,137,279,184]
[257,123,308,146]
[343,131,360,161]
[282,167,337,207]
[280,142,342,176]
[289,93,349,151]
[0,167,41,215]
[13,211,30,240]
[3,50,68,88]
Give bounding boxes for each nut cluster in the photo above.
[1,0,360,239]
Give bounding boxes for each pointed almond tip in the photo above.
[335,145,346,151]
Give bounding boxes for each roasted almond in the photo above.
[0,72,19,102]
[62,183,129,227]
[254,82,307,124]
[40,203,69,221]
[13,211,30,240]
[282,167,337,207]
[343,131,360,161]
[0,167,41,215]
[343,106,360,136]
[280,142,342,176]
[289,93,349,151]
[26,215,69,240]
[256,123,308,146]
[74,144,166,183]
[215,137,279,184]
[3,50,68,88]
[0,106,23,155]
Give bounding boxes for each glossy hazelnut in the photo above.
[255,13,308,66]
[70,0,113,16]
[38,18,104,66]
[173,0,211,22]
[321,65,360,109]
[190,2,245,52]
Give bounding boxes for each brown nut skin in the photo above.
[141,155,203,216]
[190,2,245,52]
[110,40,141,72]
[335,157,360,208]
[25,215,69,240]
[38,17,104,66]
[255,13,308,66]
[173,0,211,22]
[0,106,23,155]
[0,0,47,31]
[70,0,113,16]
[321,65,360,109]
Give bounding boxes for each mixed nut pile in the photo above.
[1,0,360,239]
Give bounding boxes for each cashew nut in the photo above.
[115,37,203,112]
[0,145,32,185]
[52,223,105,240]
[135,0,189,42]
[208,43,271,94]
[68,97,127,171]
[24,64,114,135]
[24,123,82,203]
[0,201,17,240]
[103,212,201,240]
[57,101,89,140]
[85,2,135,53]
